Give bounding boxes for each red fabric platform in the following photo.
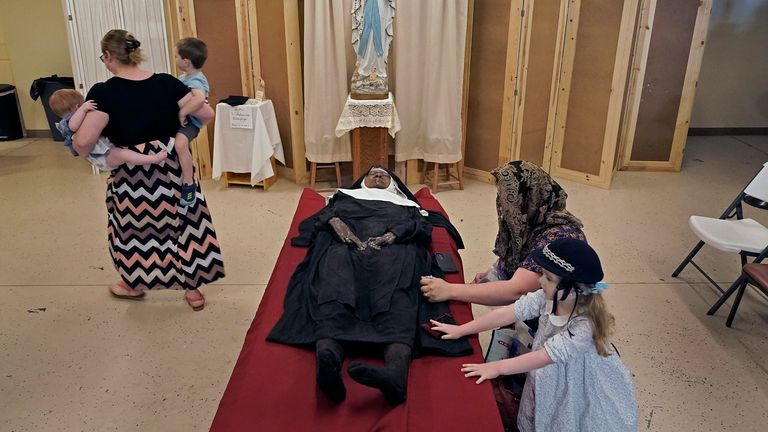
[210,188,502,432]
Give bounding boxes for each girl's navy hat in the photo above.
[532,238,604,284]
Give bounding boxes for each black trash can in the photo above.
[0,84,24,141]
[29,75,75,141]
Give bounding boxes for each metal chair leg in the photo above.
[708,275,746,315]
[726,278,750,327]
[672,241,706,277]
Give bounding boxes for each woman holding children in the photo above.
[73,29,225,310]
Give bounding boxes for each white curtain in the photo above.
[64,0,170,94]
[394,0,467,163]
[303,0,354,163]
[121,0,170,76]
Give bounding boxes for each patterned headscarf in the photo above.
[491,160,583,275]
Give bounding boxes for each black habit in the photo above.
[267,178,471,358]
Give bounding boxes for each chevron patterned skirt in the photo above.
[106,140,225,291]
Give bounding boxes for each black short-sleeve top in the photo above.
[86,73,190,147]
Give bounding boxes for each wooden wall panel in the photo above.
[517,0,561,166]
[630,0,699,162]
[255,0,294,168]
[559,0,624,176]
[465,0,511,172]
[194,0,243,150]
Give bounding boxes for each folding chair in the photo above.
[672,161,768,325]
[714,263,768,327]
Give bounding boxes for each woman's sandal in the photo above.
[109,280,145,300]
[184,290,205,311]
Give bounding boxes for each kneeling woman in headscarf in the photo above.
[268,166,470,404]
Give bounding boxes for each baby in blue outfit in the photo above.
[50,89,167,171]
[174,37,211,207]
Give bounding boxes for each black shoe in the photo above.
[348,362,407,405]
[317,347,346,403]
[180,183,196,207]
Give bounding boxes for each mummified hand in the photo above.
[366,232,396,250]
[329,217,366,250]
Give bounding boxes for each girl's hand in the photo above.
[429,319,465,339]
[80,100,97,112]
[461,362,502,384]
[420,276,452,302]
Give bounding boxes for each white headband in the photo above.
[542,244,574,273]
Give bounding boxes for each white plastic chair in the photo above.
[672,161,768,325]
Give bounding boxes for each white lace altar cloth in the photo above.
[334,92,401,138]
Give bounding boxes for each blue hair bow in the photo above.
[592,281,609,293]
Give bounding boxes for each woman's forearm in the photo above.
[448,280,521,305]
[179,93,204,118]
[193,103,214,125]
[72,110,108,156]
[449,267,540,306]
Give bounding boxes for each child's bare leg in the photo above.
[175,133,195,185]
[106,147,167,167]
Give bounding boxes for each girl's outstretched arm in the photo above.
[430,304,518,339]
[461,349,554,384]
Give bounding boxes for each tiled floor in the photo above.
[1,136,767,431]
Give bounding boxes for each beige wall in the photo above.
[0,21,14,85]
[0,0,73,131]
[691,0,768,128]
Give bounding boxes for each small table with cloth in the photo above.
[212,100,285,189]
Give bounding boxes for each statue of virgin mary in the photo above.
[350,0,395,99]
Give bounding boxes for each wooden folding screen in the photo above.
[464,0,519,183]
[618,0,712,171]
[466,0,638,188]
[510,0,564,167]
[548,0,638,188]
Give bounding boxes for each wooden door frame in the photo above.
[235,0,262,98]
[616,0,712,172]
[540,0,570,172]
[498,0,528,166]
[283,0,307,184]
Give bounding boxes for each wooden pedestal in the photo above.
[223,158,278,190]
[351,127,388,179]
